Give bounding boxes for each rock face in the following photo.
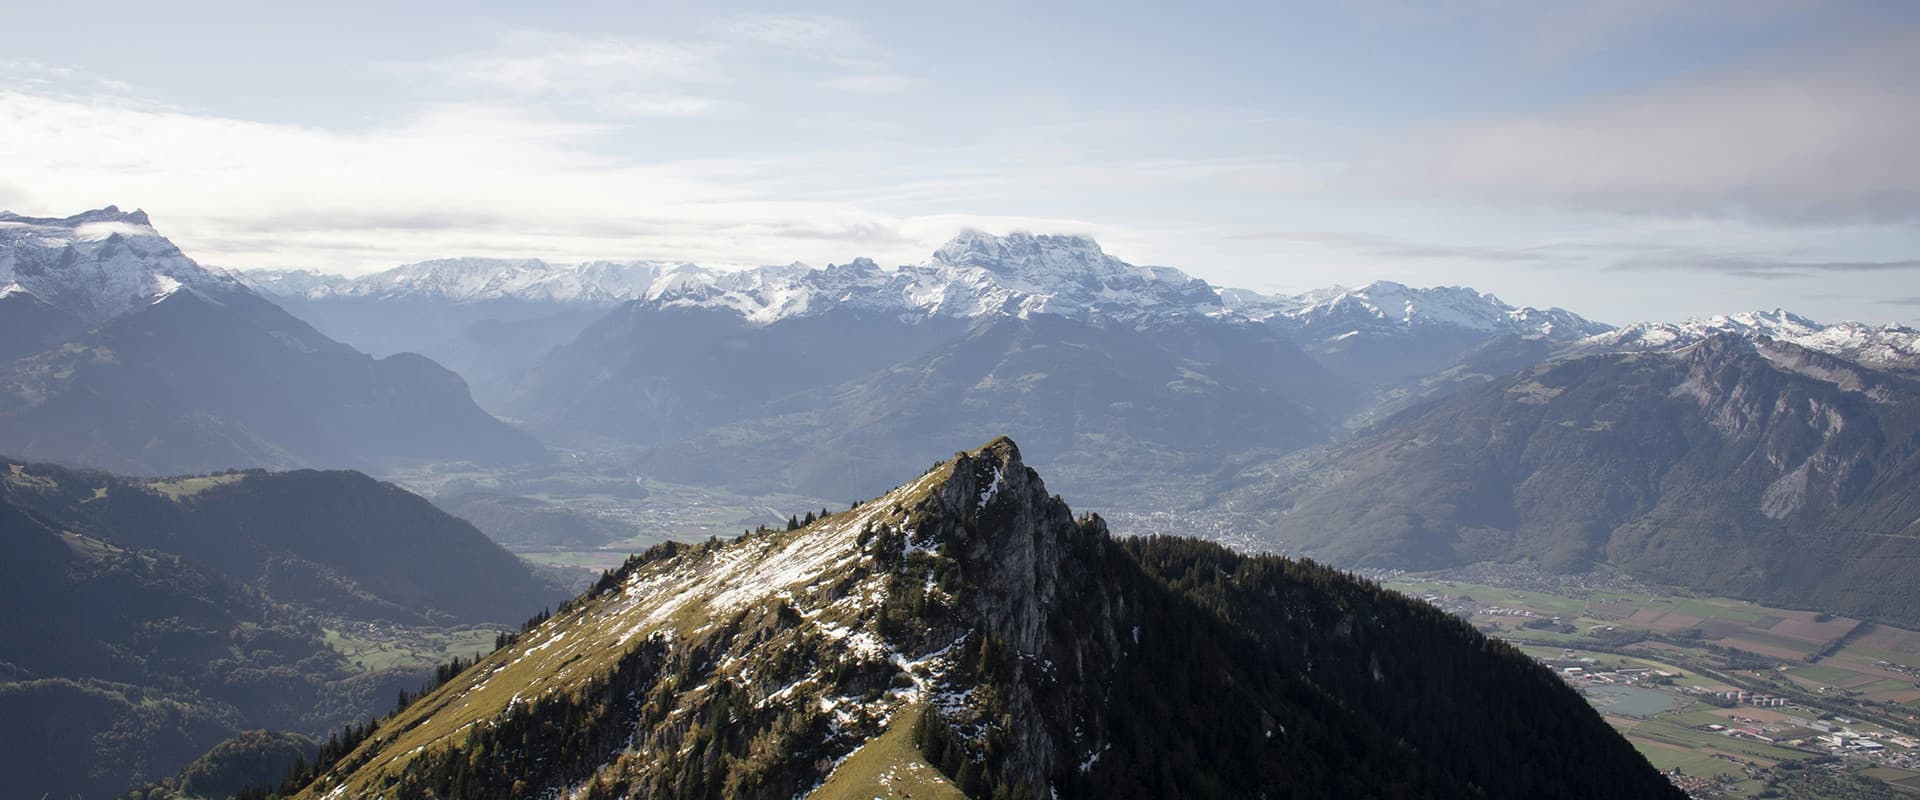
[289,437,1680,800]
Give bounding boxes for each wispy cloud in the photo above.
[396,18,916,116]
[722,13,852,48]
[0,57,143,98]
[1877,296,1920,307]
[1362,31,1920,225]
[1231,230,1562,263]
[722,13,916,98]
[1608,252,1920,279]
[398,33,724,118]
[0,87,1125,274]
[817,74,916,94]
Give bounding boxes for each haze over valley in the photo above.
[6,3,1920,799]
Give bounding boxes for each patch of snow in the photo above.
[1079,743,1110,773]
[977,465,1004,509]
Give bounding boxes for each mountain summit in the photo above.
[0,206,248,324]
[0,207,545,474]
[289,437,1677,800]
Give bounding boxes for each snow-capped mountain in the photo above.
[242,257,681,304]
[244,232,1224,326]
[244,231,1619,341]
[0,206,248,324]
[1235,280,1610,342]
[632,231,1223,325]
[0,206,546,474]
[1571,309,1920,373]
[1209,280,1611,388]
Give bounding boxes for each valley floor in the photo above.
[1380,567,1920,799]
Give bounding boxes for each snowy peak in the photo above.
[238,229,1611,337]
[1795,322,1920,372]
[916,230,1220,322]
[243,257,681,304]
[931,230,1113,276]
[1573,309,1919,373]
[234,268,350,298]
[619,231,1222,325]
[0,206,246,324]
[1256,279,1608,341]
[0,205,153,229]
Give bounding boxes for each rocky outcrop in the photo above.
[292,437,1680,800]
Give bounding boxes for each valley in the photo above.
[9,4,1918,795]
[1380,567,1920,797]
[382,453,839,580]
[4,205,1916,798]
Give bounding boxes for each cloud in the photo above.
[0,57,144,97]
[723,14,851,48]
[1344,0,1820,63]
[399,33,723,118]
[1607,252,1920,279]
[0,87,1138,275]
[1363,31,1920,224]
[1230,230,1561,263]
[1877,296,1920,307]
[1509,0,1817,65]
[397,20,915,115]
[817,74,916,94]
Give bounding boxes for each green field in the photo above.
[807,705,967,800]
[1389,571,1920,797]
[323,625,504,673]
[1638,745,1750,779]
[144,472,247,499]
[384,459,840,576]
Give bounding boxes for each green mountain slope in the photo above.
[287,438,1678,800]
[0,457,568,799]
[0,289,548,475]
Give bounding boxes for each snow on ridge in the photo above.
[1572,309,1920,372]
[245,257,683,303]
[604,466,949,653]
[234,228,1615,338]
[1,206,246,324]
[149,274,184,303]
[1251,279,1607,341]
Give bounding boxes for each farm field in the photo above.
[323,624,506,674]
[1386,570,1920,798]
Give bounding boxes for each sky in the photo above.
[2,0,1918,325]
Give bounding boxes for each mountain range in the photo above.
[0,456,567,799]
[0,207,545,475]
[1568,308,1920,374]
[230,222,1920,620]
[283,438,1681,800]
[1234,333,1920,625]
[14,204,1920,797]
[242,231,1620,510]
